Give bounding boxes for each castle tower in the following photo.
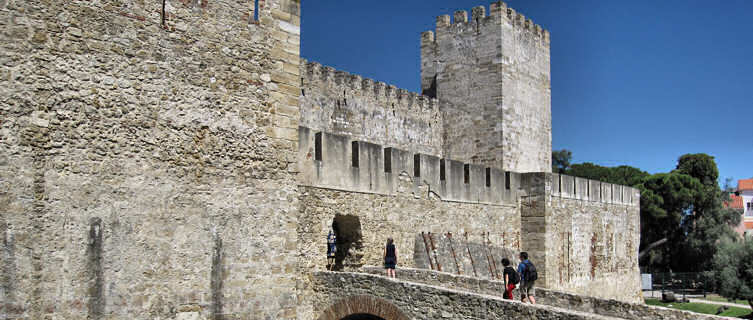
[421,2,552,173]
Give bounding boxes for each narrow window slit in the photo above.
[485,168,491,187]
[351,141,359,168]
[413,154,421,177]
[505,172,511,190]
[314,132,322,161]
[384,148,392,173]
[464,164,470,184]
[440,159,446,181]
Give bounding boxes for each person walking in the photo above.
[384,238,397,278]
[517,251,537,304]
[501,258,519,300]
[326,230,337,270]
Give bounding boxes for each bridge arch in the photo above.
[317,295,410,320]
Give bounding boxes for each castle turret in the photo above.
[421,2,552,173]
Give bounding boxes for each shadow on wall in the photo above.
[332,214,364,271]
[413,232,517,280]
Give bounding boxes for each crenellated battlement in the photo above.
[424,1,549,46]
[421,0,552,173]
[300,59,444,156]
[297,127,520,206]
[302,59,438,112]
[297,126,639,207]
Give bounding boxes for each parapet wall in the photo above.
[298,127,521,205]
[552,173,640,205]
[359,267,724,320]
[311,271,626,320]
[545,173,642,302]
[300,60,443,156]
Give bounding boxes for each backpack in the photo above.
[508,267,520,285]
[523,261,538,282]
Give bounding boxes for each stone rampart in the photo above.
[298,126,521,205]
[311,271,623,320]
[300,61,443,156]
[516,173,641,302]
[546,173,642,301]
[358,267,728,320]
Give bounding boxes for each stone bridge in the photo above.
[309,267,729,320]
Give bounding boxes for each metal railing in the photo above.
[643,272,716,299]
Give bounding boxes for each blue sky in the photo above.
[300,0,753,184]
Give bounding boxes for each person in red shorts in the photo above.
[501,258,519,299]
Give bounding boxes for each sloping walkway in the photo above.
[381,275,628,320]
[315,271,627,320]
[356,266,734,320]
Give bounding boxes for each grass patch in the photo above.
[646,299,751,318]
[702,294,751,306]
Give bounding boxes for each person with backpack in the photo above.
[501,258,518,300]
[517,251,537,304]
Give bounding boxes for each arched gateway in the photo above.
[317,295,410,320]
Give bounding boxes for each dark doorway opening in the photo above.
[340,314,386,320]
[331,214,364,271]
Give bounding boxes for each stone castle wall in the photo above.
[300,61,443,156]
[296,125,641,305]
[518,173,642,303]
[1,0,643,318]
[545,174,642,302]
[421,3,552,173]
[0,0,302,319]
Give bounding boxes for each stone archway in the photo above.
[317,295,410,320]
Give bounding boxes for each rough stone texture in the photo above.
[421,4,551,173]
[312,271,628,320]
[300,62,442,156]
[298,128,522,204]
[544,174,642,302]
[357,267,729,320]
[0,0,301,319]
[413,233,518,280]
[297,178,520,272]
[316,295,410,320]
[516,173,642,303]
[2,0,647,318]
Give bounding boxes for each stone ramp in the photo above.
[358,266,733,320]
[313,271,628,320]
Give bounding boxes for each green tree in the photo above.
[552,149,572,174]
[673,154,740,270]
[637,172,702,269]
[639,154,740,271]
[675,153,719,187]
[566,162,648,187]
[560,152,739,272]
[713,239,753,310]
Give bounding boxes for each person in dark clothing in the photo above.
[517,251,537,304]
[384,238,397,278]
[501,258,517,299]
[326,230,337,270]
